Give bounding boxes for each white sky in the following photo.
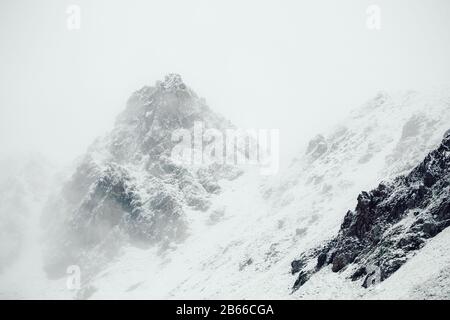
[1,0,450,165]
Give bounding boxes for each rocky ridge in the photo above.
[292,129,450,291]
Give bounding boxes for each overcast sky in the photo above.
[1,0,450,165]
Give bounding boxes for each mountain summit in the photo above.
[42,75,240,280]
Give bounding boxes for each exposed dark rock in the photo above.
[331,254,349,272]
[362,266,381,288]
[291,259,306,275]
[239,258,253,271]
[351,266,367,281]
[306,135,328,162]
[422,222,439,237]
[316,252,327,269]
[293,271,310,291]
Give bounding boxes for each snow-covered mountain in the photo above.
[41,74,243,288]
[152,88,450,299]
[3,75,449,299]
[76,83,450,299]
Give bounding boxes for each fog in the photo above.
[1,0,450,300]
[1,0,450,166]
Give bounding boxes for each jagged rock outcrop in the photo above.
[292,129,450,291]
[42,74,242,278]
[305,134,328,162]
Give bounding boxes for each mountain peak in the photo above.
[158,73,186,92]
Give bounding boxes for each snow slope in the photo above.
[2,80,449,299]
[369,226,450,300]
[82,87,450,299]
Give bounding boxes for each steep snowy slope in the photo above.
[287,205,450,300]
[167,89,450,298]
[368,225,450,300]
[79,88,450,299]
[23,77,449,299]
[291,129,450,292]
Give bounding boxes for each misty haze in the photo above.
[1,0,450,300]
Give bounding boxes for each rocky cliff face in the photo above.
[292,129,450,291]
[42,74,241,278]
